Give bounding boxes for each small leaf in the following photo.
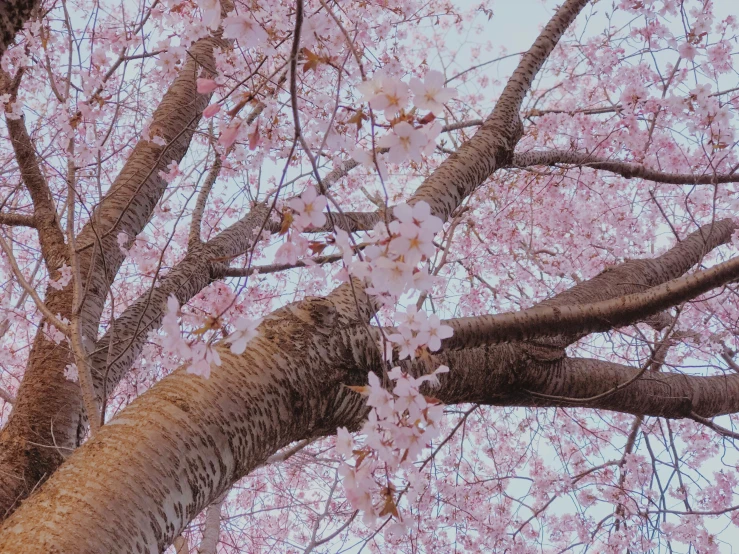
[301,48,322,73]
[308,241,327,255]
[418,112,436,125]
[344,384,369,395]
[279,211,293,235]
[355,448,370,467]
[379,494,399,518]
[347,110,368,132]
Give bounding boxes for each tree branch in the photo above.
[0,386,14,405]
[0,234,69,332]
[0,213,35,227]
[406,0,590,221]
[2,69,67,269]
[224,252,344,277]
[443,252,739,350]
[0,2,596,548]
[511,149,739,186]
[89,204,270,400]
[195,493,226,554]
[0,13,234,521]
[422,350,739,420]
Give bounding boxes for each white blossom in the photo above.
[288,187,328,230]
[378,122,426,163]
[227,317,261,355]
[222,12,267,47]
[409,70,457,114]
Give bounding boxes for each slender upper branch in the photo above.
[443,252,739,348]
[512,149,739,185]
[2,68,67,268]
[0,213,35,227]
[0,234,69,332]
[406,0,591,221]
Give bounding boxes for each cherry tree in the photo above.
[0,0,739,551]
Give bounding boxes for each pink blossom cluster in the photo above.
[337,364,449,529]
[161,295,260,379]
[355,71,455,163]
[48,264,72,291]
[357,70,456,118]
[387,305,453,360]
[336,201,443,303]
[274,186,329,264]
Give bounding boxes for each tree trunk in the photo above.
[0,32,225,519]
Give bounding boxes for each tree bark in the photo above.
[4,288,739,552]
[0,0,38,60]
[0,31,225,520]
[512,149,739,185]
[444,220,737,350]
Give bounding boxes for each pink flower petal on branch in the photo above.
[203,103,221,118]
[196,78,218,94]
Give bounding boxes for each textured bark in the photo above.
[90,204,270,400]
[404,347,739,419]
[0,1,598,548]
[408,0,590,221]
[0,0,38,59]
[0,212,35,227]
[4,115,67,270]
[5,291,739,552]
[512,149,739,185]
[0,32,225,520]
[0,285,78,520]
[0,294,371,553]
[73,33,225,344]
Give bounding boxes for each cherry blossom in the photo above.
[186,343,221,379]
[156,51,179,73]
[63,364,78,383]
[387,326,421,360]
[419,313,453,351]
[197,0,221,31]
[339,365,450,524]
[4,0,739,552]
[116,232,130,255]
[335,427,354,458]
[202,103,220,118]
[275,234,309,265]
[287,186,328,230]
[359,75,411,119]
[378,121,426,163]
[678,41,699,60]
[49,264,72,290]
[218,120,241,148]
[409,69,457,114]
[196,78,218,94]
[222,12,268,48]
[161,296,222,379]
[226,317,261,355]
